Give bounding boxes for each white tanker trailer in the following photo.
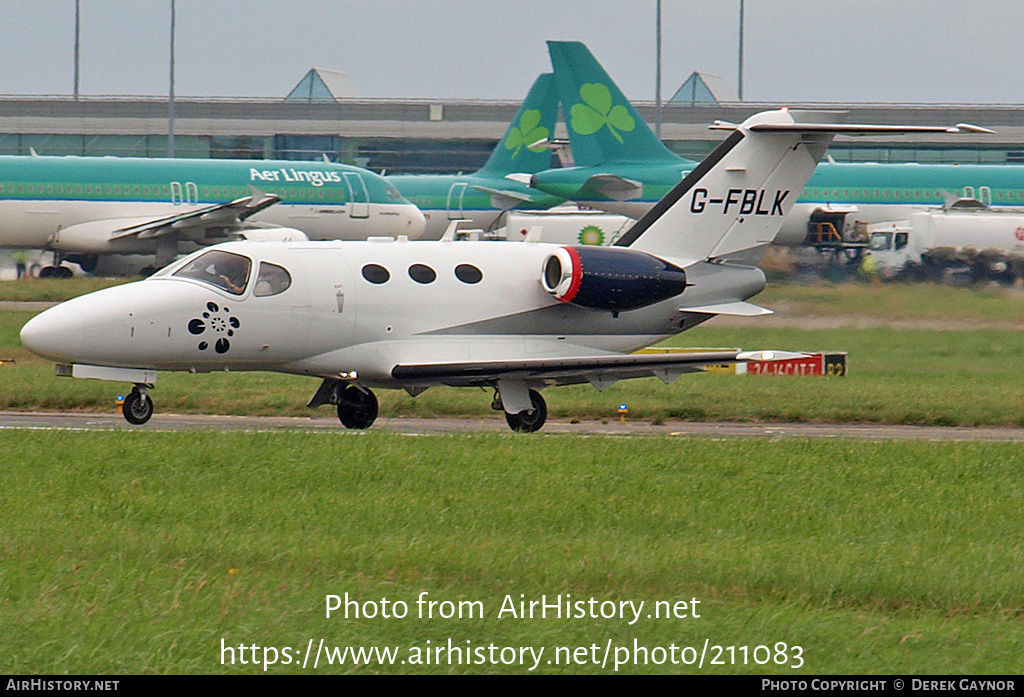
[864,206,1024,282]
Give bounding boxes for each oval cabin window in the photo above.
[408,264,437,284]
[362,264,390,284]
[455,264,483,284]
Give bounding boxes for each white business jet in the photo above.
[20,110,984,431]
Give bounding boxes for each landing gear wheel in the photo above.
[337,386,378,429]
[504,389,547,433]
[39,266,73,278]
[122,388,154,425]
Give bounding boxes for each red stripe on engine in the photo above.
[560,246,583,303]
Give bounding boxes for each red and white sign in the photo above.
[746,352,847,377]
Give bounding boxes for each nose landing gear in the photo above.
[121,386,154,425]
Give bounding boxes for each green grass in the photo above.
[2,431,1022,674]
[757,279,1024,324]
[0,277,132,302]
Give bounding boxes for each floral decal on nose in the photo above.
[188,301,240,354]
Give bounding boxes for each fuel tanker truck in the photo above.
[863,204,1024,283]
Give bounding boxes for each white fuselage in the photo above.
[20,239,761,388]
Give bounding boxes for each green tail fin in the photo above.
[477,73,559,176]
[547,41,680,166]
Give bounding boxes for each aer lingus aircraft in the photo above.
[20,110,980,431]
[387,73,566,239]
[0,156,425,276]
[532,41,1002,246]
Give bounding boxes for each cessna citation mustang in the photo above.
[20,110,984,431]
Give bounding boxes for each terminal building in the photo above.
[1,67,1023,174]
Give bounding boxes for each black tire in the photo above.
[122,390,154,425]
[337,386,378,429]
[504,389,547,433]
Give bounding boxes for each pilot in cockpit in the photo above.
[215,255,248,295]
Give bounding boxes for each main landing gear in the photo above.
[308,378,549,432]
[307,378,379,430]
[498,388,548,433]
[336,385,379,430]
[121,386,154,425]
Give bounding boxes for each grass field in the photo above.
[2,430,1022,674]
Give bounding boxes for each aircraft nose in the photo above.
[20,303,85,363]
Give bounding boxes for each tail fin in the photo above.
[477,73,559,176]
[547,40,680,166]
[616,110,991,262]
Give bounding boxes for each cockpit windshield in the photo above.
[172,250,252,295]
[869,232,893,251]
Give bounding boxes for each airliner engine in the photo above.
[540,246,687,312]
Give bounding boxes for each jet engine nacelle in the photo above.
[541,245,687,312]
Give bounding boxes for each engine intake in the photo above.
[541,246,687,312]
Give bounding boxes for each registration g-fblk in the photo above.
[690,188,791,216]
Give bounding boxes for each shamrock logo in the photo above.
[570,83,636,144]
[504,109,550,159]
[578,225,605,246]
[187,301,240,354]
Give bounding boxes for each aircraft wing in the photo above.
[108,190,281,242]
[579,174,643,201]
[471,185,534,211]
[391,349,799,389]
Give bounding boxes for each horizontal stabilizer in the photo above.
[581,174,643,201]
[735,122,995,135]
[681,301,772,316]
[472,185,533,211]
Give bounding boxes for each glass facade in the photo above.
[0,129,1011,172]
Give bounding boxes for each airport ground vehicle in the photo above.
[864,204,1024,283]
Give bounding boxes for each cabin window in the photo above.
[172,250,252,295]
[362,264,390,284]
[455,264,483,284]
[894,232,909,251]
[408,264,436,284]
[253,262,292,297]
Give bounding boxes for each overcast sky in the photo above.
[0,0,1020,104]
